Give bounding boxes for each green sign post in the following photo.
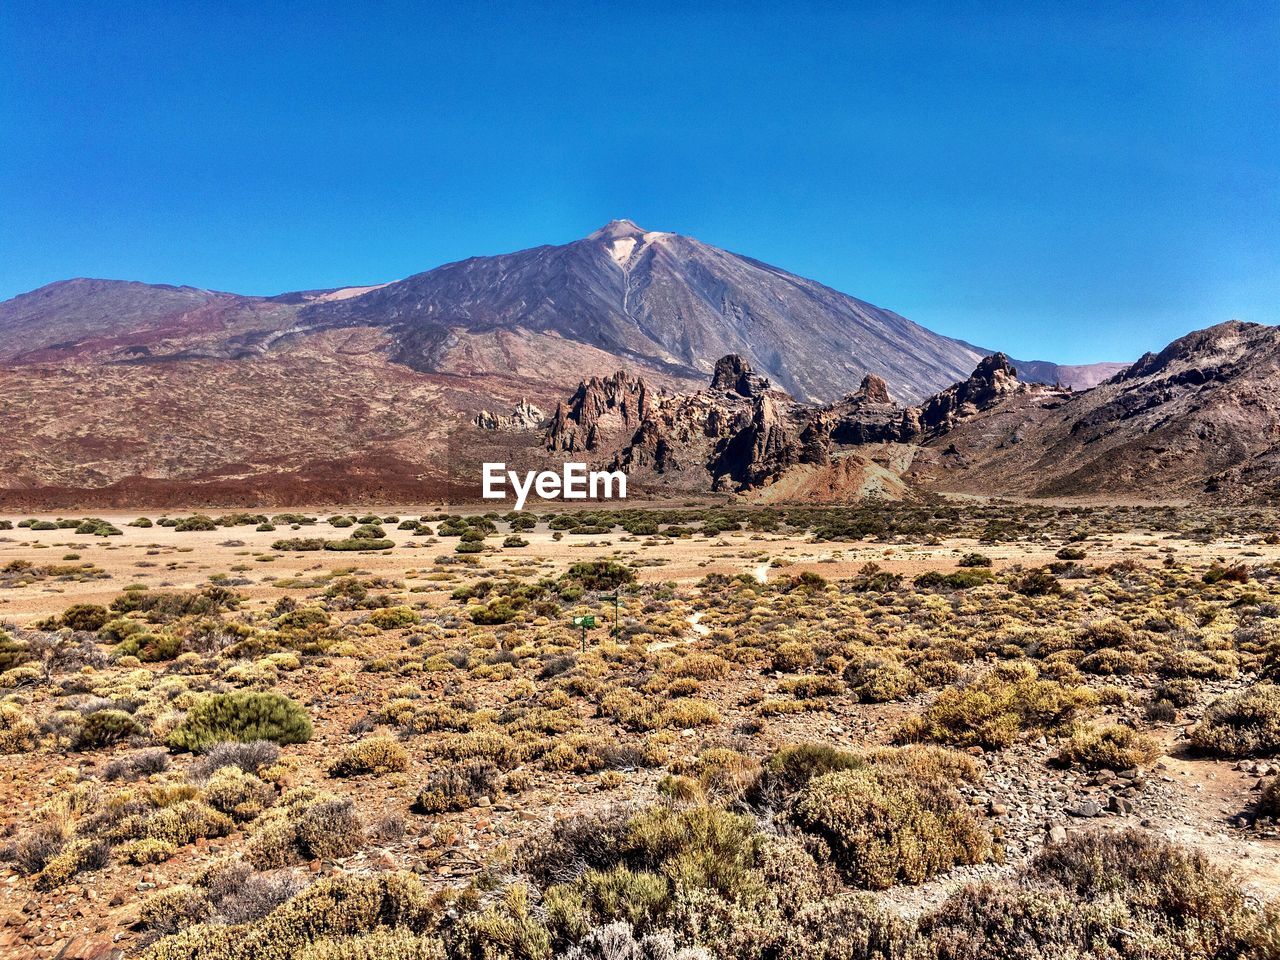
[572,614,596,651]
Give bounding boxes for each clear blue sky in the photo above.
[1,2,1275,363]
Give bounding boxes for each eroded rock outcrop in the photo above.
[545,371,652,452]
[472,398,546,431]
[917,352,1024,434]
[710,354,772,399]
[542,351,1044,497]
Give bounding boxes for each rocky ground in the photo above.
[1,504,1279,958]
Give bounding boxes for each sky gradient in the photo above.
[1,1,1276,364]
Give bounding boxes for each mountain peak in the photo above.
[587,219,648,240]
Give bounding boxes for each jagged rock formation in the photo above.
[916,352,1028,434]
[542,349,1070,497]
[710,354,772,398]
[545,371,652,453]
[472,398,545,431]
[826,374,917,445]
[710,394,824,490]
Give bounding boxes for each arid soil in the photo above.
[1,504,1279,958]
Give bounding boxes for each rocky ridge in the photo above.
[542,350,1049,495]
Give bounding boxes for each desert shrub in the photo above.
[448,884,550,960]
[329,737,409,777]
[105,748,171,781]
[59,603,110,631]
[560,921,707,960]
[141,872,444,960]
[119,837,178,864]
[0,701,38,753]
[169,692,312,752]
[792,763,990,889]
[212,868,307,925]
[74,517,122,536]
[427,730,523,767]
[273,538,327,551]
[844,657,921,703]
[921,829,1272,960]
[192,739,281,778]
[957,553,991,568]
[144,800,235,846]
[564,560,636,591]
[297,798,364,860]
[897,662,1096,749]
[1055,724,1160,770]
[1012,568,1060,596]
[1156,677,1200,707]
[174,515,218,532]
[117,631,185,662]
[528,804,766,929]
[752,744,863,802]
[542,735,643,774]
[1055,546,1087,561]
[139,885,212,935]
[34,836,110,890]
[325,537,394,551]
[914,570,993,590]
[771,641,815,673]
[1079,648,1145,676]
[75,708,141,750]
[203,766,276,820]
[411,762,500,813]
[1190,684,1280,758]
[367,606,420,630]
[296,930,445,960]
[764,896,915,960]
[1204,563,1249,584]
[671,653,729,680]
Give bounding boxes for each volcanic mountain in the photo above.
[1,221,1116,400]
[0,220,1127,504]
[299,219,1003,402]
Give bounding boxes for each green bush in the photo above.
[914,569,993,590]
[273,538,327,551]
[1190,684,1280,758]
[897,662,1096,750]
[75,709,141,750]
[563,560,635,591]
[792,764,990,889]
[169,692,312,752]
[324,538,394,552]
[1056,724,1159,770]
[59,603,110,631]
[174,515,218,532]
[366,606,420,630]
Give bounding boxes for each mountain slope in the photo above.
[299,219,999,402]
[912,320,1280,502]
